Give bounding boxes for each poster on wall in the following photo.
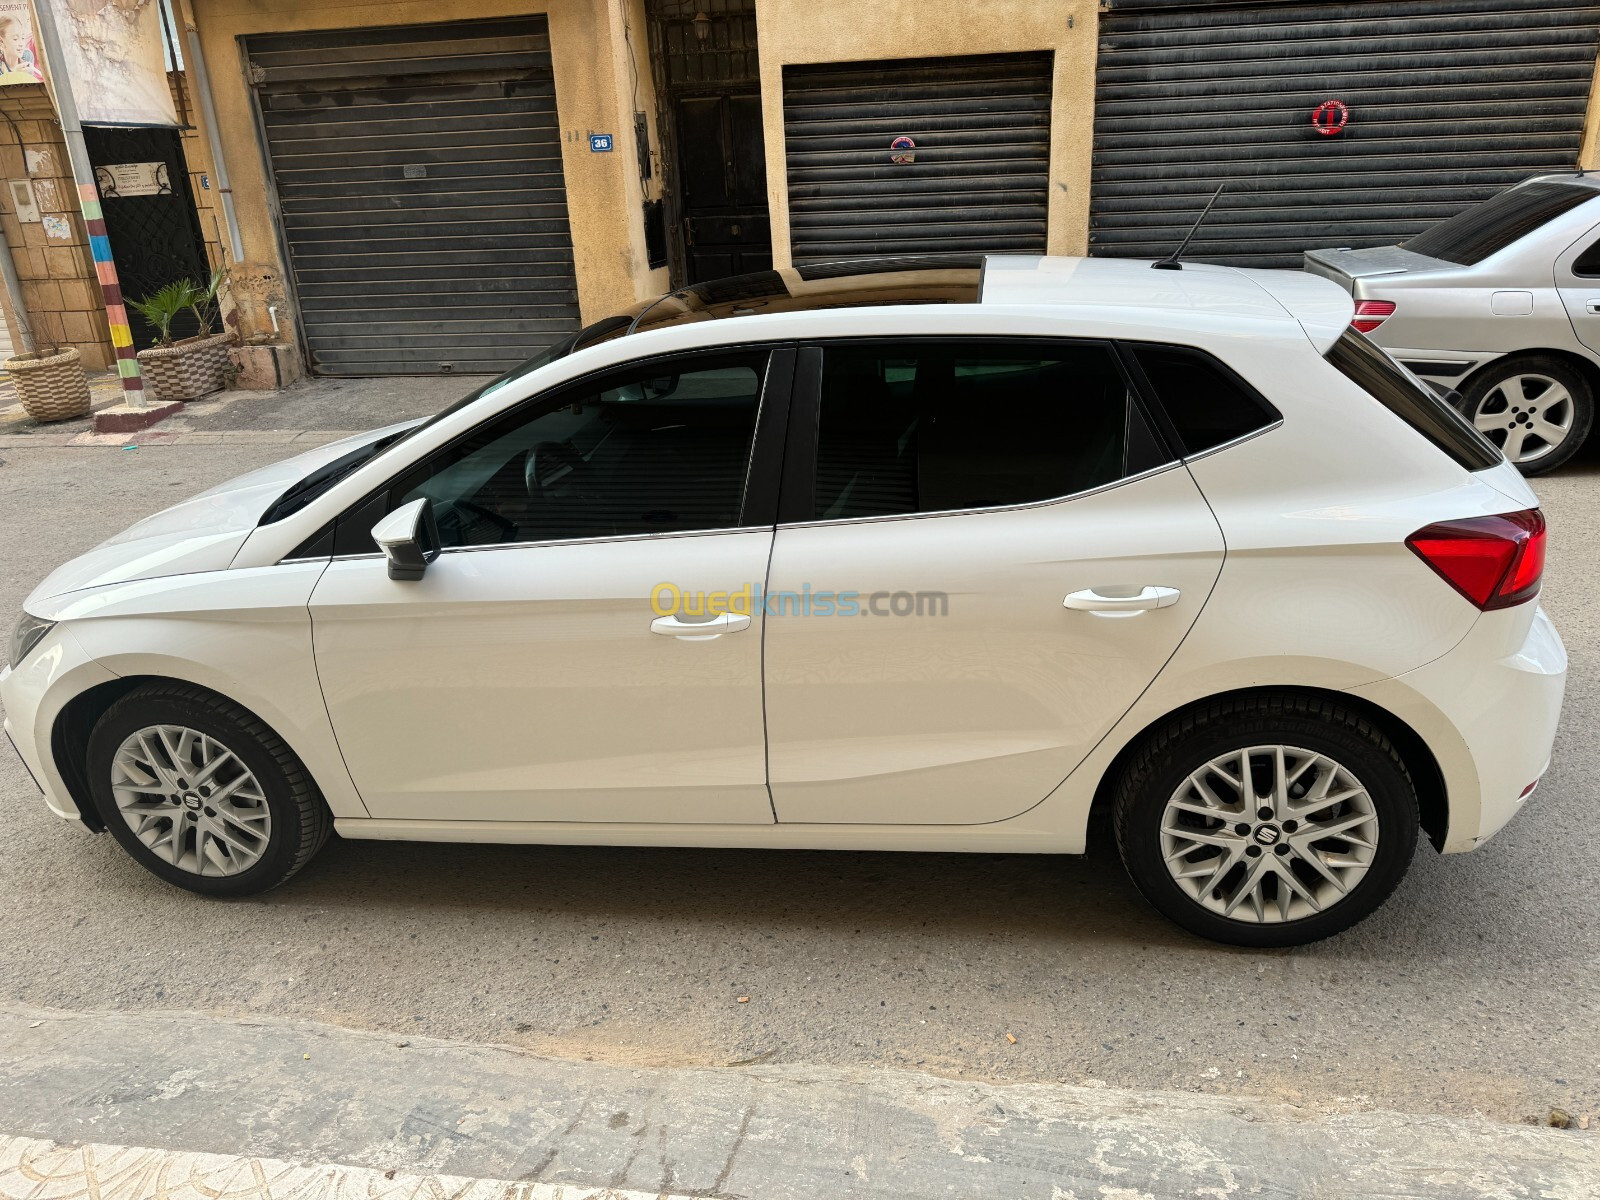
[0,0,44,85]
[94,160,171,197]
[39,0,179,126]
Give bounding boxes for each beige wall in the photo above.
[1581,49,1600,170]
[753,0,1099,269]
[181,0,660,355]
[0,83,113,371]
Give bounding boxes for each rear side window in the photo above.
[810,340,1166,520]
[1130,344,1280,455]
[1573,236,1600,277]
[1403,181,1595,266]
[1325,331,1500,471]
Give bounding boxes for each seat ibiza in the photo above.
[1,256,1565,946]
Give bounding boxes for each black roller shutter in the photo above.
[1091,0,1600,268]
[783,53,1052,264]
[248,17,581,376]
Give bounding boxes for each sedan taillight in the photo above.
[1406,509,1546,611]
[1351,299,1396,334]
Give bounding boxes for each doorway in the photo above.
[83,126,210,349]
[648,0,771,285]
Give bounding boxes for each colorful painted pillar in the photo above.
[32,0,146,407]
[78,185,144,404]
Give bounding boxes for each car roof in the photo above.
[597,254,1350,355]
[1521,171,1600,193]
[980,255,1352,349]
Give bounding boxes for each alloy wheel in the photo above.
[1471,373,1575,465]
[109,724,273,877]
[1159,744,1379,924]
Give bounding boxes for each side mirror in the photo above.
[371,497,441,581]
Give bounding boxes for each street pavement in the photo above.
[1,377,1597,1194]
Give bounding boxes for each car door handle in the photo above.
[1586,299,1600,314]
[1063,586,1181,615]
[650,611,752,640]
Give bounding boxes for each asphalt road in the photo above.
[1,423,1597,1129]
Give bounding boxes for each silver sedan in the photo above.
[1308,173,1600,474]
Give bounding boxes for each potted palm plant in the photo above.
[129,270,232,402]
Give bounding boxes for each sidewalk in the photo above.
[0,374,484,449]
[3,1005,1594,1200]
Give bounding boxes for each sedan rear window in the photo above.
[1403,181,1596,265]
[1325,331,1500,471]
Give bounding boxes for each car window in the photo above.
[1129,344,1281,455]
[1403,181,1596,266]
[809,340,1158,521]
[1325,330,1500,471]
[393,351,770,547]
[1573,235,1600,277]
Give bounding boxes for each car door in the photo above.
[1555,219,1600,358]
[308,347,791,824]
[762,338,1225,826]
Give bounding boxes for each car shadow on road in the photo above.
[263,828,1203,950]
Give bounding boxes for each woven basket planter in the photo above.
[5,346,91,423]
[136,332,232,403]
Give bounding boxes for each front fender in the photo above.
[33,563,370,821]
[1,624,120,822]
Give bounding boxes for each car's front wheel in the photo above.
[1113,695,1419,947]
[86,682,331,896]
[1459,354,1593,476]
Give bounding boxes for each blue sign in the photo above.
[589,133,614,153]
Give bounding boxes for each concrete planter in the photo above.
[5,346,91,423]
[135,332,232,403]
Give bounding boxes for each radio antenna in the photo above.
[1151,183,1226,272]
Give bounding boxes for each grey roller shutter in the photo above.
[783,53,1052,264]
[1091,0,1600,268]
[247,17,581,376]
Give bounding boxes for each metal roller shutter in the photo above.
[247,17,581,376]
[1091,0,1600,268]
[783,53,1052,264]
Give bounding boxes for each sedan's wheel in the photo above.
[1114,695,1418,947]
[1461,355,1593,476]
[87,683,331,896]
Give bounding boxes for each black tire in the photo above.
[1458,354,1594,476]
[86,682,332,897]
[1113,694,1419,948]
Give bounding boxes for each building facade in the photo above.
[8,0,1600,382]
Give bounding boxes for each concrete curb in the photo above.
[0,429,356,449]
[0,1135,680,1200]
[1,1005,1593,1199]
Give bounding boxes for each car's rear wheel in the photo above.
[86,683,331,896]
[1113,695,1418,947]
[1459,355,1593,476]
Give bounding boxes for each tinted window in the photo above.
[1131,345,1280,454]
[395,351,769,547]
[1325,331,1500,471]
[1573,236,1600,277]
[810,341,1155,520]
[1403,181,1595,265]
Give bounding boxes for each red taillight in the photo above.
[1406,509,1546,611]
[1351,299,1396,333]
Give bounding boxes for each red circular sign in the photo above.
[1312,99,1349,137]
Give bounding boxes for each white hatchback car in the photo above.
[1,257,1566,946]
